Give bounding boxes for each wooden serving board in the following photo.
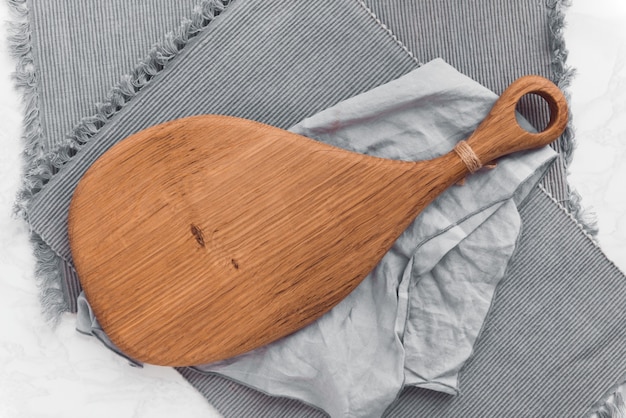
[68,76,568,366]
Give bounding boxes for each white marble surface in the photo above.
[567,0,626,272]
[0,1,624,417]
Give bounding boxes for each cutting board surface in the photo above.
[68,76,568,366]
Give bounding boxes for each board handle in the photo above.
[461,75,568,168]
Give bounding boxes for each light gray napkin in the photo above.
[78,58,555,417]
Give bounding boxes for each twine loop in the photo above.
[453,140,482,173]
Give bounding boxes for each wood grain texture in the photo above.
[68,76,568,366]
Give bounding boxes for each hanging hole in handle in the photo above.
[515,92,552,133]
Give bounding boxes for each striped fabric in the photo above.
[28,0,200,153]
[178,369,325,417]
[366,1,552,94]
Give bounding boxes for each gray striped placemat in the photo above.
[28,0,200,153]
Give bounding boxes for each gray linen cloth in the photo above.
[77,58,555,417]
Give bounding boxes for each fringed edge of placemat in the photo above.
[548,2,625,415]
[592,392,626,418]
[584,344,626,417]
[41,0,233,178]
[13,0,232,217]
[538,182,626,417]
[589,370,626,417]
[7,0,69,322]
[546,2,625,416]
[547,0,599,238]
[6,0,234,322]
[7,0,44,218]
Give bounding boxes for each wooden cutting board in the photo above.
[68,75,568,366]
